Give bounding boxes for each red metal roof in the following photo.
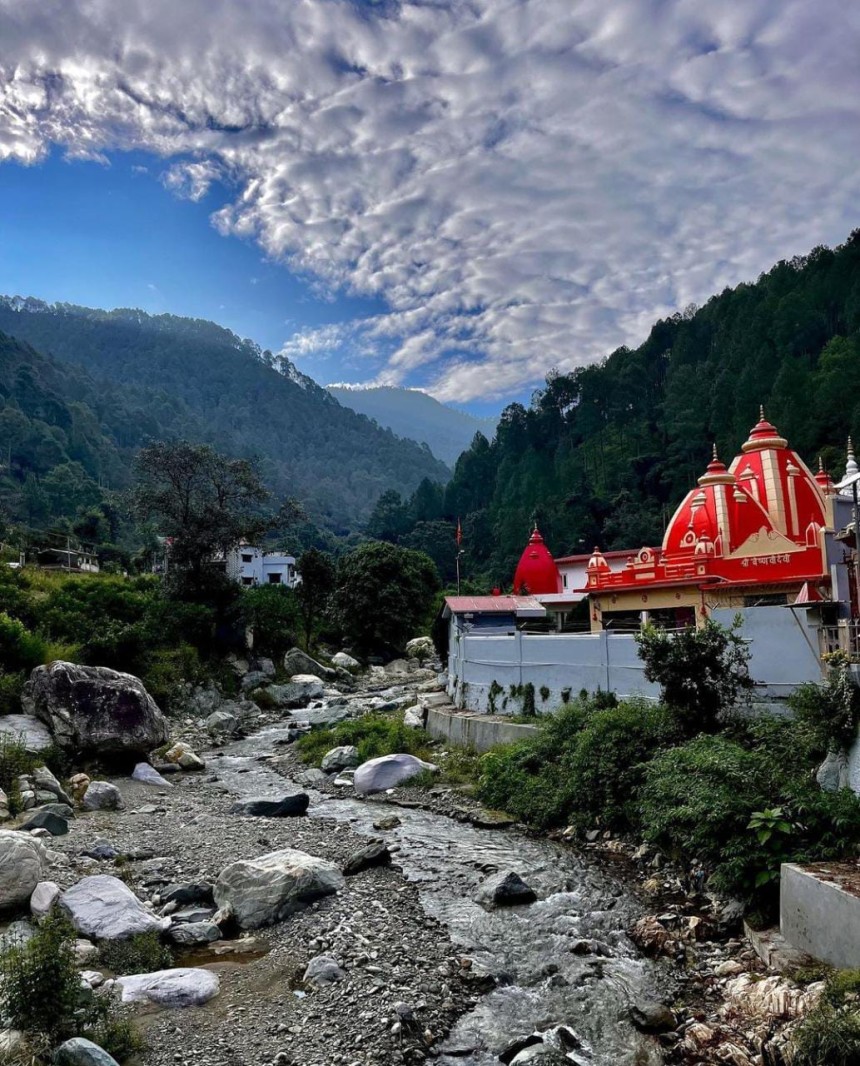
[443,595,545,616]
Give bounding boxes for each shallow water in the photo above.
[214,726,668,1065]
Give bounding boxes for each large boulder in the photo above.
[476,870,537,908]
[214,848,344,929]
[406,636,435,663]
[60,875,168,940]
[30,880,61,918]
[23,662,169,760]
[0,714,53,754]
[116,968,220,1008]
[321,745,360,773]
[284,648,333,679]
[353,753,438,795]
[332,652,361,672]
[266,677,324,709]
[82,781,124,811]
[54,1038,120,1066]
[205,709,240,736]
[0,831,43,911]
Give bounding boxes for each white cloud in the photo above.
[1,0,859,400]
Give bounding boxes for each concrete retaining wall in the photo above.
[425,707,540,752]
[781,863,860,969]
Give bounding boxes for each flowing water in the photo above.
[213,725,669,1066]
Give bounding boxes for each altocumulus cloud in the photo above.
[1,0,859,401]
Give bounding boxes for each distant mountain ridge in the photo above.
[327,384,497,466]
[0,297,449,530]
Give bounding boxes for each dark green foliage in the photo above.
[640,725,860,901]
[241,585,301,658]
[295,547,336,650]
[98,931,173,976]
[0,732,38,814]
[0,300,448,529]
[476,698,676,830]
[0,611,47,673]
[790,662,860,752]
[380,233,860,586]
[0,911,143,1059]
[297,713,432,766]
[487,680,503,715]
[334,540,440,655]
[791,970,860,1066]
[636,618,753,733]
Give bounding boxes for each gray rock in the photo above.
[230,794,309,818]
[291,704,351,729]
[17,808,68,836]
[240,670,272,693]
[206,709,240,735]
[116,967,220,1007]
[160,882,214,907]
[265,681,319,709]
[0,714,52,753]
[131,764,173,788]
[303,954,344,985]
[296,768,328,787]
[353,753,438,795]
[23,661,169,760]
[214,847,345,929]
[162,742,205,771]
[284,648,333,679]
[0,919,35,952]
[406,636,435,662]
[82,781,124,811]
[0,830,43,911]
[320,745,360,773]
[331,652,361,671]
[54,1037,120,1066]
[343,840,391,876]
[82,840,119,861]
[816,750,850,792]
[476,870,537,908]
[60,875,168,939]
[30,880,61,918]
[170,906,217,925]
[32,765,72,805]
[249,657,276,678]
[629,1001,676,1033]
[403,705,425,729]
[168,921,221,945]
[37,802,75,820]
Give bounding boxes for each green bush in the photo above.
[240,585,300,657]
[792,970,860,1066]
[98,931,173,975]
[0,911,143,1059]
[790,664,860,753]
[476,697,677,830]
[0,670,24,715]
[636,617,753,733]
[0,732,38,813]
[297,713,433,766]
[140,644,204,713]
[0,612,47,674]
[640,728,860,901]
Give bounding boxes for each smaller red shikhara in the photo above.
[513,527,563,596]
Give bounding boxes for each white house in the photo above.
[226,545,300,588]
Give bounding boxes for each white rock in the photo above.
[0,830,43,911]
[403,705,425,729]
[116,967,220,1008]
[131,763,173,788]
[353,754,438,795]
[214,848,345,929]
[332,652,360,671]
[60,875,169,940]
[163,742,205,771]
[30,880,61,918]
[287,674,325,698]
[0,714,53,753]
[82,781,124,811]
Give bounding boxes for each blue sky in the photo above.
[1,0,859,413]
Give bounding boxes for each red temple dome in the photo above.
[513,527,562,595]
[730,409,826,542]
[663,446,782,559]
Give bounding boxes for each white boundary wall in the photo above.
[447,606,824,714]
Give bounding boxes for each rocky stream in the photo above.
[0,654,818,1066]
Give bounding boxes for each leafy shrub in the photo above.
[640,728,860,901]
[476,697,677,830]
[240,585,300,657]
[0,670,24,715]
[0,911,142,1059]
[140,644,204,713]
[0,612,47,674]
[636,617,752,733]
[791,970,860,1066]
[790,664,860,752]
[0,732,38,812]
[297,713,432,766]
[98,931,173,975]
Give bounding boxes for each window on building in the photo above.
[268,573,282,584]
[241,577,254,586]
[563,574,568,588]
[743,593,788,607]
[241,553,253,563]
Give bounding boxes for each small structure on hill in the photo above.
[226,544,300,588]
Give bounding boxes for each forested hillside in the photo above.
[0,298,448,531]
[328,385,496,466]
[376,232,860,586]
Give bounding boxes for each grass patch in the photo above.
[297,712,433,766]
[98,931,173,976]
[791,969,860,1065]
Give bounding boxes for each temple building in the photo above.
[582,412,840,632]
